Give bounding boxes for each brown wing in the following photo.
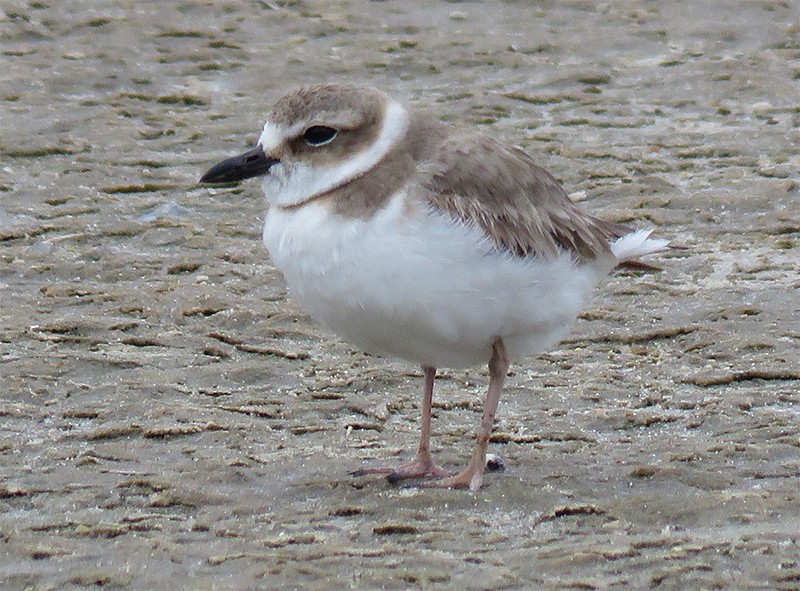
[420,132,628,261]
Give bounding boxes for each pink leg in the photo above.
[351,366,450,482]
[422,337,510,491]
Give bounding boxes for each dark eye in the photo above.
[303,125,337,146]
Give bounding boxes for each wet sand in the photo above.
[1,1,799,589]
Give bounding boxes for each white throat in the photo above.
[258,100,409,208]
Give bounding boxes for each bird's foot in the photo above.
[417,466,483,491]
[416,453,504,491]
[351,457,451,483]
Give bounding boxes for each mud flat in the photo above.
[1,1,798,589]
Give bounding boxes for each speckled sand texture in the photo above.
[1,1,798,589]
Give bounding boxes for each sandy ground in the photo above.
[1,1,799,589]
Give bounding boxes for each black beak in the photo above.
[199,145,277,184]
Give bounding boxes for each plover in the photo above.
[200,84,669,491]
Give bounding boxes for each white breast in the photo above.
[262,191,611,369]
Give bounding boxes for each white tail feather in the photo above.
[611,229,669,263]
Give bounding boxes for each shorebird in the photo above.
[200,84,668,490]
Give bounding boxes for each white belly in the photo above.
[262,192,611,369]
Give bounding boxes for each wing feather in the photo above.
[419,133,628,261]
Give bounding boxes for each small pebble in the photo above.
[485,453,506,472]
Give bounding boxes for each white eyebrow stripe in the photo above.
[258,121,290,152]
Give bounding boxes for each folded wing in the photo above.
[419,133,629,262]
